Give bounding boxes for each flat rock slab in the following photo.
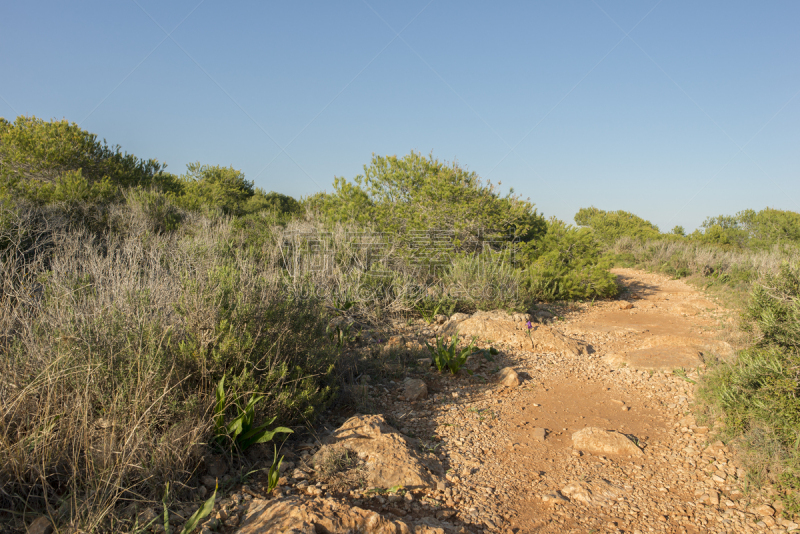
[603,346,703,371]
[603,334,733,371]
[442,310,589,355]
[236,496,453,534]
[571,427,643,457]
[561,479,620,506]
[312,415,443,490]
[639,334,732,355]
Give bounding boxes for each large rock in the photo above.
[26,517,53,534]
[561,479,620,506]
[571,427,643,457]
[441,310,588,355]
[311,415,443,490]
[496,367,520,387]
[404,378,428,401]
[236,496,452,534]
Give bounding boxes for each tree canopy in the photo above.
[0,116,177,203]
[307,151,546,246]
[574,206,660,244]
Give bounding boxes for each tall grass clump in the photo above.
[0,202,337,531]
[612,236,800,289]
[441,254,526,312]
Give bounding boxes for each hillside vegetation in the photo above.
[2,116,800,528]
[0,117,618,531]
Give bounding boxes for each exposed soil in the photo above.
[221,269,792,533]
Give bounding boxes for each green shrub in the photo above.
[176,162,254,216]
[694,208,800,250]
[524,219,618,301]
[309,151,546,244]
[574,206,660,244]
[742,262,800,352]
[0,116,179,202]
[699,263,800,514]
[246,190,303,219]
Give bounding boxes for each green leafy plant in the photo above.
[416,297,456,324]
[184,483,217,534]
[213,376,293,451]
[267,445,284,493]
[425,331,478,375]
[525,320,535,349]
[160,481,218,534]
[326,322,356,349]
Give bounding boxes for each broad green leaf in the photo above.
[180,482,217,534]
[213,377,226,432]
[239,426,293,450]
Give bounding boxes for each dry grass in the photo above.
[0,203,336,531]
[612,236,800,279]
[0,197,526,531]
[310,446,366,492]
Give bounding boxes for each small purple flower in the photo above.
[526,320,533,330]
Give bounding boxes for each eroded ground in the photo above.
[222,269,790,534]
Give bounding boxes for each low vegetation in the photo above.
[699,264,800,513]
[425,331,479,375]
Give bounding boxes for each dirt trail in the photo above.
[491,268,749,533]
[401,268,768,534]
[231,269,789,534]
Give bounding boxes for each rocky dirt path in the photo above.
[215,269,793,534]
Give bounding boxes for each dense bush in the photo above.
[743,263,800,351]
[304,152,624,303]
[523,219,619,301]
[0,116,179,203]
[695,208,800,249]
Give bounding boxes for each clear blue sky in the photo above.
[2,1,798,230]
